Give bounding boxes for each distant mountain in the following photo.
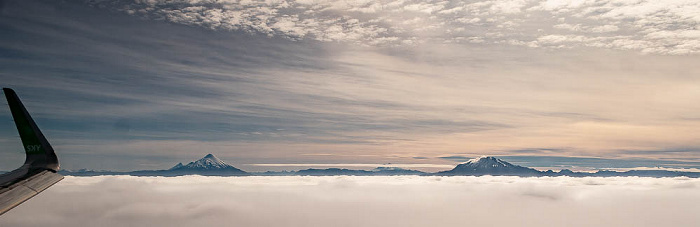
[261,166,426,176]
[433,156,700,177]
[58,154,700,178]
[169,154,244,171]
[435,156,541,176]
[164,154,248,175]
[58,168,124,176]
[296,168,373,176]
[371,167,424,175]
[584,169,700,178]
[121,154,249,176]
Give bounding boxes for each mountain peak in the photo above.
[197,154,225,164]
[168,154,246,174]
[203,153,216,159]
[187,154,228,168]
[463,156,510,167]
[437,155,540,176]
[466,156,498,163]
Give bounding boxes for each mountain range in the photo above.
[59,154,700,178]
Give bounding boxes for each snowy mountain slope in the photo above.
[168,154,247,175]
[436,156,541,176]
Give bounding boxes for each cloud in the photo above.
[438,155,471,162]
[603,167,700,173]
[83,0,700,55]
[1,0,700,171]
[2,176,699,226]
[499,155,700,171]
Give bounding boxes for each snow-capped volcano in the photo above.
[461,156,517,169]
[436,156,541,176]
[169,154,247,174]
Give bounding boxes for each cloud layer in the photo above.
[91,0,700,55]
[2,176,699,227]
[1,0,699,171]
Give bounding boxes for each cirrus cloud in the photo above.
[88,0,700,55]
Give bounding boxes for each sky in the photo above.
[1,0,699,172]
[2,176,699,226]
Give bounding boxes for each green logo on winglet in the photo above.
[25,144,43,154]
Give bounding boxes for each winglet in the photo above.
[2,88,59,172]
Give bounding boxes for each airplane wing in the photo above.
[0,88,63,215]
